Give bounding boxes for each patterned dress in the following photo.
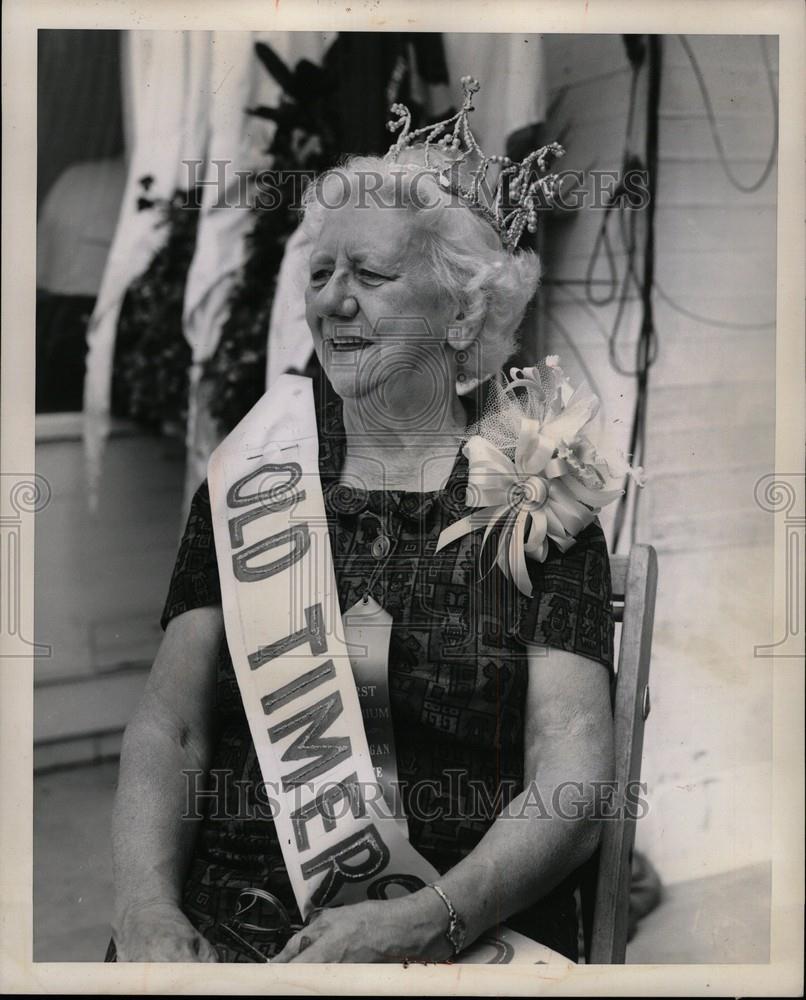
[134,381,614,962]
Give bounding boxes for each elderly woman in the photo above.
[110,93,616,963]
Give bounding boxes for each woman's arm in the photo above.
[111,605,223,961]
[273,646,614,962]
[424,646,615,948]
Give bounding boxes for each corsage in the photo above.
[436,357,645,597]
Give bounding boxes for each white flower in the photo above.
[436,357,644,596]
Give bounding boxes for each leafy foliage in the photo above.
[111,184,201,434]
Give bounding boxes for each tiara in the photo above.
[384,76,565,253]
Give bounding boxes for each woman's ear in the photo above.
[448,304,484,351]
[446,317,476,352]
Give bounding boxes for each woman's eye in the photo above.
[358,269,388,283]
[310,269,332,286]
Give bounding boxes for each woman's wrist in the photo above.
[424,884,468,956]
[114,894,182,933]
[401,887,458,961]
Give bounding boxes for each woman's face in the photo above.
[305,200,466,418]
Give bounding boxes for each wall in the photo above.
[539,34,778,884]
[34,416,186,770]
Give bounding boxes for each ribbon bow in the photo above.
[436,377,630,597]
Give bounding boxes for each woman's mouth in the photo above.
[328,338,372,353]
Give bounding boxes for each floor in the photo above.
[33,760,772,964]
[34,761,119,961]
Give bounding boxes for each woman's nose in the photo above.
[316,274,359,319]
[337,294,359,319]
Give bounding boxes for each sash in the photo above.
[207,374,568,965]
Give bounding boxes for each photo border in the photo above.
[2,0,803,994]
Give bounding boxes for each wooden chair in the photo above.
[580,543,658,963]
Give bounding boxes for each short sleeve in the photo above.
[160,480,222,631]
[513,519,615,672]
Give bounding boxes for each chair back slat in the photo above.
[609,555,628,624]
[608,554,629,599]
[588,544,658,963]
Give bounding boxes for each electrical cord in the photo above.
[583,66,642,308]
[557,36,776,341]
[678,35,778,195]
[609,190,660,378]
[584,219,620,307]
[551,35,776,546]
[582,44,658,385]
[612,35,662,551]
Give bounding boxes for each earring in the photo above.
[447,323,469,349]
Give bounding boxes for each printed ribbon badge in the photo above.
[436,358,645,597]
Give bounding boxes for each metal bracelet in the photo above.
[426,882,467,957]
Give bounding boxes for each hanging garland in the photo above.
[110,180,201,435]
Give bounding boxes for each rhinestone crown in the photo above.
[384,76,565,252]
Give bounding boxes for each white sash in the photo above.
[207,374,568,965]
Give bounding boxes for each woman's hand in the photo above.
[113,900,219,962]
[271,890,452,964]
[112,607,222,963]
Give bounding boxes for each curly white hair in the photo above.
[299,154,542,382]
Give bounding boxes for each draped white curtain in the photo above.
[83,31,213,510]
[182,31,332,510]
[82,29,332,512]
[442,34,547,154]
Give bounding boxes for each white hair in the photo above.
[299,154,542,378]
